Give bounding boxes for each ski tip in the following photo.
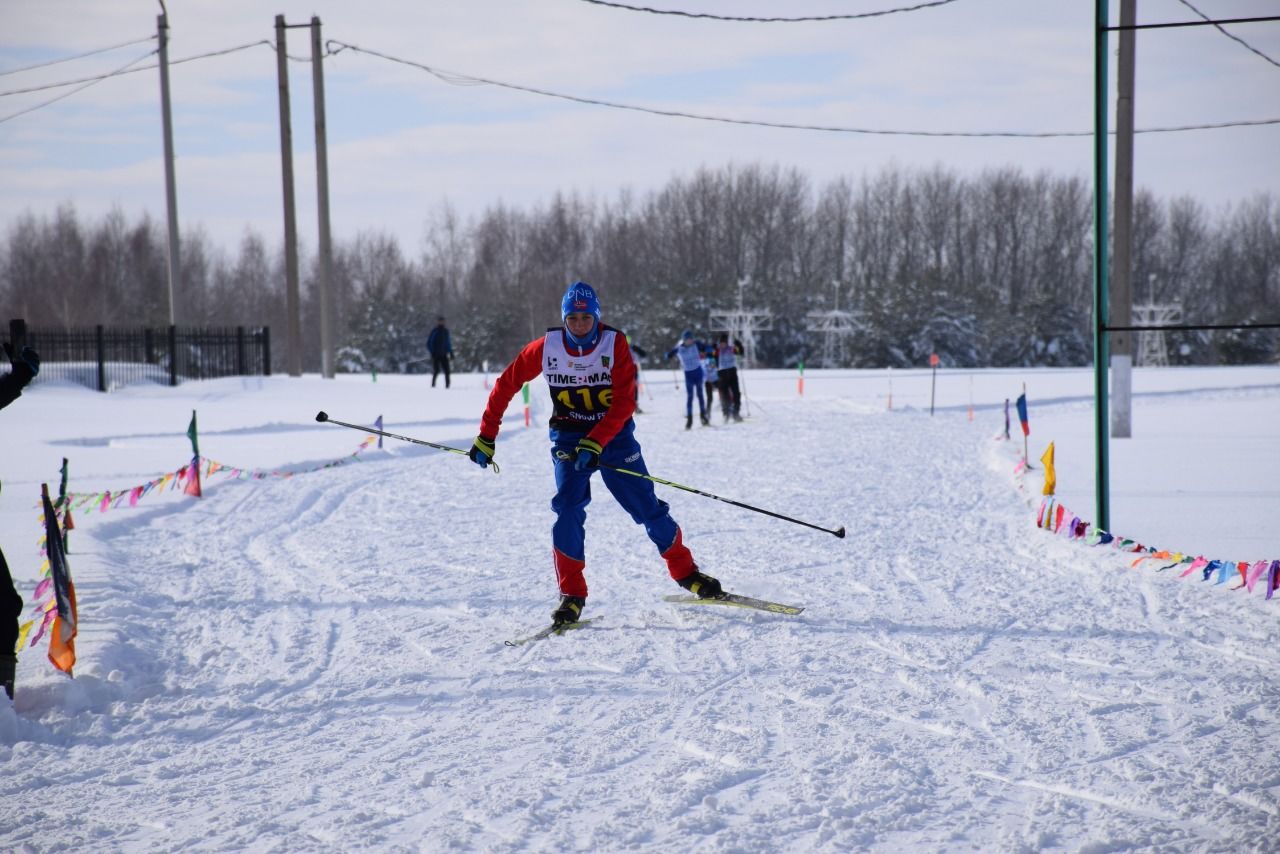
[315,411,329,423]
[833,526,846,539]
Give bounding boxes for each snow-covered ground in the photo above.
[1,364,1277,852]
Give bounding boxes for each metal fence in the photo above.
[4,320,271,392]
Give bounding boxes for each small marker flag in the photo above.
[1015,394,1030,436]
[186,409,200,458]
[1040,442,1056,496]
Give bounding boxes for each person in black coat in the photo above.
[426,317,453,389]
[1,342,40,701]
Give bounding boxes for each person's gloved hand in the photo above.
[573,438,602,472]
[18,346,39,376]
[3,343,39,379]
[468,435,496,468]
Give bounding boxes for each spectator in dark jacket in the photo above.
[426,317,453,389]
[1,342,40,701]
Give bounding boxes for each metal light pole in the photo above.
[1093,0,1112,531]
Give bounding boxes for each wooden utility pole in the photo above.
[157,11,181,326]
[275,14,302,377]
[1110,0,1137,439]
[311,16,335,379]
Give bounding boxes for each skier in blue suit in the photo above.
[666,330,709,430]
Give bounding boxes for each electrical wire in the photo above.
[0,41,273,100]
[575,0,961,22]
[0,35,157,78]
[1175,0,1280,69]
[0,48,156,125]
[328,40,1280,138]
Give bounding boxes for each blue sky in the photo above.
[2,0,1277,254]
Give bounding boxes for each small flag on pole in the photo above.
[185,410,202,498]
[1040,442,1056,496]
[1015,394,1030,436]
[375,415,384,449]
[186,409,200,458]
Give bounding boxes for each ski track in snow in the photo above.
[1,381,1277,852]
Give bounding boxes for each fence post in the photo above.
[236,326,247,375]
[168,325,178,387]
[144,328,155,365]
[261,327,272,377]
[8,318,26,351]
[96,324,107,392]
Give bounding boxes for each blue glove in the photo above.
[573,438,602,472]
[468,435,496,468]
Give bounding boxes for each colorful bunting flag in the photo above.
[41,485,77,676]
[184,457,202,498]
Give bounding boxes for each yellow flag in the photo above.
[1041,442,1057,495]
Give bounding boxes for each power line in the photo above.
[575,0,960,22]
[0,48,157,125]
[1175,0,1280,69]
[328,40,1280,138]
[0,41,273,100]
[0,35,157,78]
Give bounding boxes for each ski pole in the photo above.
[316,411,499,473]
[553,450,844,538]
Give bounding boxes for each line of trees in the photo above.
[4,162,1277,371]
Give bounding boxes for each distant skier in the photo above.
[666,330,709,429]
[701,348,721,421]
[1,341,41,701]
[466,282,724,627]
[426,316,452,388]
[715,333,744,422]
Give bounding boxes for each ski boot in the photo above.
[551,595,586,626]
[685,414,693,431]
[677,571,723,599]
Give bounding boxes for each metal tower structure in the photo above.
[709,278,772,367]
[804,281,860,367]
[1133,301,1181,367]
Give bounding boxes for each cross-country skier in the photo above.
[715,333,745,422]
[466,282,723,626]
[666,330,709,429]
[701,347,721,421]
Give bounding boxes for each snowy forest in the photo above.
[3,162,1278,372]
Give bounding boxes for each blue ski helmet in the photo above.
[681,329,693,341]
[562,281,601,322]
